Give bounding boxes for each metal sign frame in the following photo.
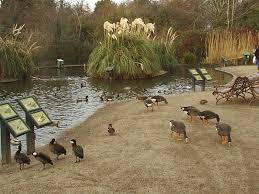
[0,103,18,120]
[17,96,41,113]
[197,68,212,81]
[28,109,52,128]
[5,117,31,138]
[188,69,204,81]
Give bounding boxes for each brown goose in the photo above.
[215,122,232,146]
[32,152,53,169]
[181,106,200,122]
[198,110,220,125]
[144,99,154,111]
[108,124,115,135]
[70,139,84,163]
[136,95,148,101]
[14,144,31,170]
[151,95,168,105]
[169,120,189,142]
[49,138,67,160]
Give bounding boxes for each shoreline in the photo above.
[0,66,258,193]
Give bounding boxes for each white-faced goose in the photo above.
[198,110,220,125]
[151,95,168,105]
[108,124,115,135]
[14,144,31,170]
[32,152,53,169]
[49,138,67,160]
[215,122,232,146]
[70,139,84,163]
[169,120,189,143]
[181,106,200,122]
[144,99,154,111]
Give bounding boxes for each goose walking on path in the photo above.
[32,152,53,169]
[181,106,200,122]
[215,122,232,146]
[14,144,31,170]
[70,139,84,163]
[49,138,67,160]
[108,124,116,135]
[198,110,220,125]
[151,95,168,105]
[144,99,155,111]
[170,120,189,143]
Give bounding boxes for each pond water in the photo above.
[0,66,231,155]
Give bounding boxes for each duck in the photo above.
[169,120,189,143]
[76,96,88,103]
[144,98,154,111]
[14,144,31,170]
[32,152,53,169]
[70,139,84,163]
[80,82,86,88]
[136,95,148,101]
[49,138,67,160]
[200,99,208,105]
[215,122,232,146]
[50,120,60,127]
[151,95,168,105]
[181,106,200,122]
[108,124,116,135]
[198,110,220,125]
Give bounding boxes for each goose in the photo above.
[198,110,220,125]
[169,120,189,143]
[14,144,31,170]
[108,124,116,135]
[32,152,53,169]
[70,139,84,163]
[181,106,200,122]
[215,122,232,146]
[49,138,67,160]
[200,99,208,105]
[144,99,154,111]
[136,95,148,101]
[151,95,168,105]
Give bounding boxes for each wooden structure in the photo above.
[249,84,259,105]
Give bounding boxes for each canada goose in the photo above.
[14,144,31,170]
[151,95,168,105]
[144,99,154,111]
[215,122,232,146]
[32,152,53,169]
[200,99,208,105]
[169,120,189,143]
[198,111,220,125]
[49,138,67,160]
[136,95,148,101]
[181,106,200,122]
[70,139,84,163]
[108,124,115,135]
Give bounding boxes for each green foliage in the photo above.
[0,25,38,79]
[183,52,197,65]
[86,34,161,79]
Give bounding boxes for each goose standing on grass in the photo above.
[14,144,31,170]
[49,138,67,160]
[32,152,53,169]
[144,98,154,111]
[169,120,189,143]
[181,106,200,122]
[198,110,220,125]
[108,124,116,135]
[151,95,168,105]
[215,122,232,146]
[70,139,84,163]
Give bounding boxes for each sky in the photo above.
[67,0,125,10]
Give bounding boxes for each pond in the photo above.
[0,66,231,155]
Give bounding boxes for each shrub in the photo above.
[183,52,197,65]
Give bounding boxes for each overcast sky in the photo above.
[67,0,125,10]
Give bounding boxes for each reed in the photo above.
[0,25,39,80]
[205,29,258,65]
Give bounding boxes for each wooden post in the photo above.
[26,114,35,155]
[1,121,11,164]
[202,80,206,91]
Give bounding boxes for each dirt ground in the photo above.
[0,89,259,194]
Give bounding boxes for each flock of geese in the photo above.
[13,93,231,171]
[139,95,231,145]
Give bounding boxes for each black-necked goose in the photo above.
[70,139,84,163]
[32,152,53,169]
[215,122,232,146]
[181,106,200,122]
[49,138,67,160]
[198,110,220,125]
[169,120,189,143]
[108,124,116,135]
[151,95,168,105]
[14,144,31,170]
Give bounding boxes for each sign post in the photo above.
[17,97,53,155]
[197,68,213,91]
[188,69,204,92]
[0,103,31,164]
